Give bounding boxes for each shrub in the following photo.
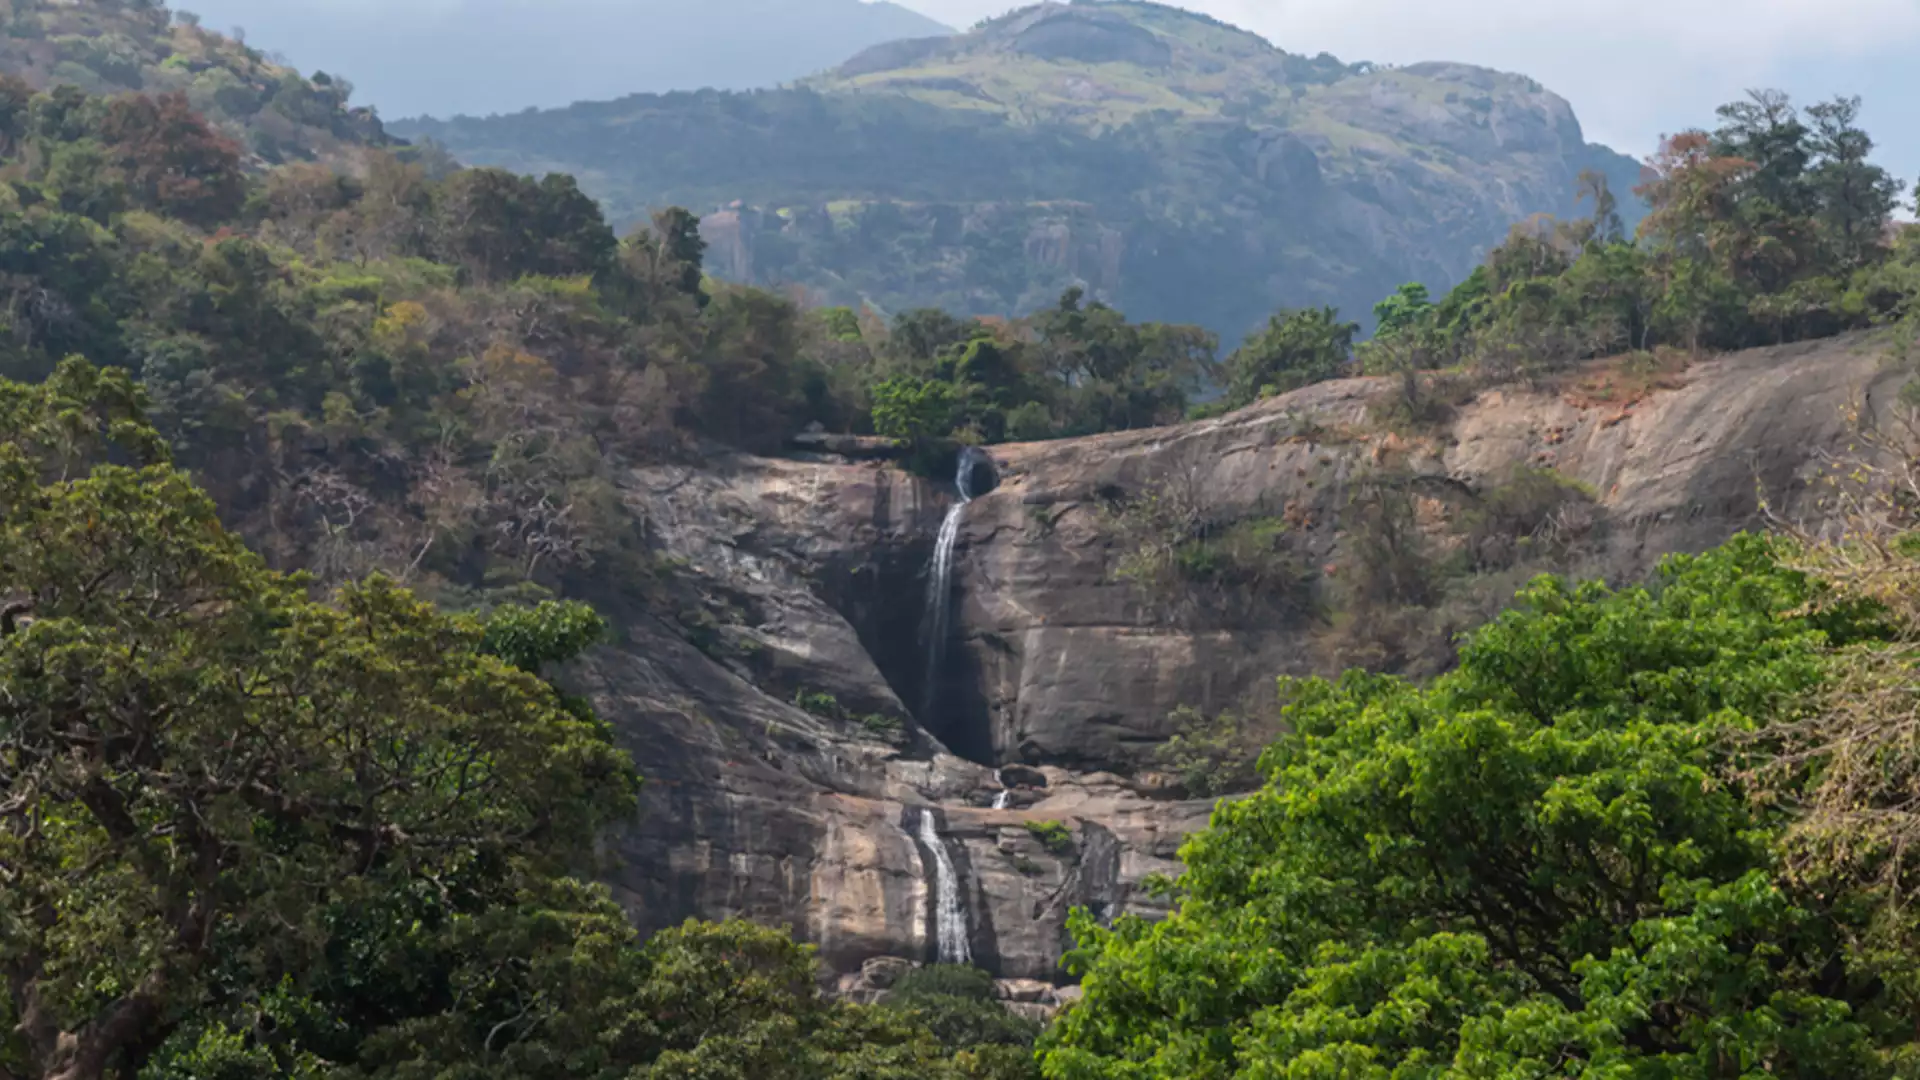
[860,712,904,741]
[1023,820,1074,855]
[794,688,843,720]
[1152,704,1279,798]
[1107,473,1315,626]
[1459,465,1599,571]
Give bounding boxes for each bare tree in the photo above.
[1753,393,1920,904]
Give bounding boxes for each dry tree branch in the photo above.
[1748,392,1920,905]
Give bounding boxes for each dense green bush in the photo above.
[886,965,1041,1076]
[1043,536,1913,1078]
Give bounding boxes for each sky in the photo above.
[907,0,1920,188]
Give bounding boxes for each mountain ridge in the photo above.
[395,1,1644,339]
[173,0,955,121]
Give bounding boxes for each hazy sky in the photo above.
[910,0,1920,184]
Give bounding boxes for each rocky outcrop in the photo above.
[956,334,1895,770]
[571,455,1205,982]
[577,333,1897,986]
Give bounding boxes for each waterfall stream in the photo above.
[915,807,972,966]
[921,447,987,722]
[991,767,1011,810]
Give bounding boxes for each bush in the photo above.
[860,712,905,741]
[1023,820,1074,854]
[1152,704,1278,798]
[1107,474,1315,626]
[793,688,843,718]
[1459,465,1599,571]
[1045,537,1910,1078]
[884,965,1041,1064]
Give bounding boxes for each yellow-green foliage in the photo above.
[0,0,392,163]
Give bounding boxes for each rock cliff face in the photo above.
[578,333,1896,987]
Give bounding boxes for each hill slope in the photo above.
[395,1,1644,338]
[0,0,392,162]
[176,0,954,121]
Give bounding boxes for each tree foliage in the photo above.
[1222,306,1357,408]
[1042,537,1917,1078]
[883,965,1042,1073]
[1235,89,1916,407]
[0,359,639,1080]
[0,361,1040,1080]
[0,77,1228,604]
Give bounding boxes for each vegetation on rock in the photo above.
[1321,90,1918,396]
[0,360,1029,1080]
[13,21,1920,1080]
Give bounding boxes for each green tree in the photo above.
[433,168,616,283]
[1223,306,1357,407]
[0,360,639,1080]
[886,308,979,365]
[870,375,956,444]
[1804,95,1905,270]
[1041,537,1911,1078]
[1370,282,1433,339]
[646,206,709,307]
[884,966,1040,1059]
[1029,289,1217,436]
[627,921,974,1080]
[1711,88,1812,215]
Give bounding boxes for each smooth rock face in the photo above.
[579,334,1894,984]
[955,334,1895,773]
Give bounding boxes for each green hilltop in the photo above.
[0,0,393,163]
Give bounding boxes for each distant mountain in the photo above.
[174,0,954,121]
[0,0,392,163]
[393,1,1646,338]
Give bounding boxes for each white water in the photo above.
[991,767,1012,810]
[921,448,985,721]
[916,808,972,965]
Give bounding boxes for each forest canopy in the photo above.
[1039,537,1920,1078]
[6,57,1920,1080]
[0,360,1041,1080]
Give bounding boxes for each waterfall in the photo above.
[991,767,1011,811]
[921,447,987,721]
[915,807,972,966]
